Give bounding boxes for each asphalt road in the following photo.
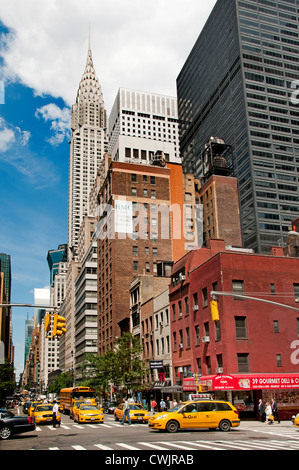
[1,411,299,452]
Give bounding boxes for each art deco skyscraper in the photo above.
[68,45,108,258]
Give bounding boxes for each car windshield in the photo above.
[129,404,144,410]
[36,406,53,412]
[81,405,99,411]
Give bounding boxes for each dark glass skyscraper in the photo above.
[177,0,299,253]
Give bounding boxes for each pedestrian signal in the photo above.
[52,313,66,337]
[210,300,219,322]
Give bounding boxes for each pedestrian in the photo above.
[258,398,266,422]
[160,398,166,412]
[121,397,131,425]
[52,400,59,428]
[151,399,157,414]
[271,398,280,423]
[265,401,273,424]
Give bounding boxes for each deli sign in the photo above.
[199,373,299,391]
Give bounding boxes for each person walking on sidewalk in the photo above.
[258,399,266,422]
[121,397,131,425]
[265,402,273,424]
[271,398,280,423]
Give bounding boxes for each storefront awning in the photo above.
[197,373,299,391]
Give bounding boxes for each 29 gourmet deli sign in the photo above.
[197,373,299,391]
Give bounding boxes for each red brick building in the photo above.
[169,239,299,418]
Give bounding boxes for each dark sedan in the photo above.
[0,409,36,440]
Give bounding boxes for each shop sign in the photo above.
[149,360,164,369]
[199,373,299,391]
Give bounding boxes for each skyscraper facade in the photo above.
[68,46,108,258]
[177,0,299,254]
[108,88,181,165]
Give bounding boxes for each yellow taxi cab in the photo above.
[28,401,43,418]
[74,404,104,423]
[148,399,240,433]
[294,414,299,427]
[70,400,85,419]
[114,403,150,423]
[32,404,61,425]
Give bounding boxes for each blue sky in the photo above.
[0,1,216,379]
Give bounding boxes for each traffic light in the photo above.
[52,313,66,337]
[210,300,219,322]
[44,314,52,337]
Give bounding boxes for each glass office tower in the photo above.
[177,0,299,253]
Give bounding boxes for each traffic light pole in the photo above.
[210,291,299,312]
[0,303,58,309]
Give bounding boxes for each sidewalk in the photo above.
[240,419,295,429]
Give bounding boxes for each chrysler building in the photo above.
[68,44,108,258]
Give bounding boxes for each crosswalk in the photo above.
[48,438,299,451]
[35,416,299,451]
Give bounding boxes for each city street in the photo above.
[1,411,299,451]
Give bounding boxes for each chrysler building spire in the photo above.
[68,43,108,256]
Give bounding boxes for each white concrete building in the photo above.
[108,88,180,165]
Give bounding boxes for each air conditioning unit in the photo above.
[202,336,210,343]
[180,275,186,281]
[217,367,223,373]
[193,305,199,311]
[179,343,184,349]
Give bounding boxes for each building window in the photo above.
[131,173,137,182]
[237,353,250,373]
[186,327,190,347]
[294,283,299,301]
[232,280,245,299]
[133,261,138,271]
[172,304,176,321]
[270,283,276,295]
[133,246,138,256]
[150,176,155,184]
[276,354,282,367]
[215,320,221,341]
[195,325,200,346]
[235,316,248,339]
[202,287,208,307]
[273,320,279,333]
[184,297,189,315]
[173,332,177,350]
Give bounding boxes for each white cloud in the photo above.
[0,116,59,187]
[35,103,71,146]
[0,0,217,113]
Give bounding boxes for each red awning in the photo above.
[197,373,299,391]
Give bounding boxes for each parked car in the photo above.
[0,409,36,440]
[32,404,61,425]
[148,399,240,433]
[74,404,104,423]
[114,403,150,423]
